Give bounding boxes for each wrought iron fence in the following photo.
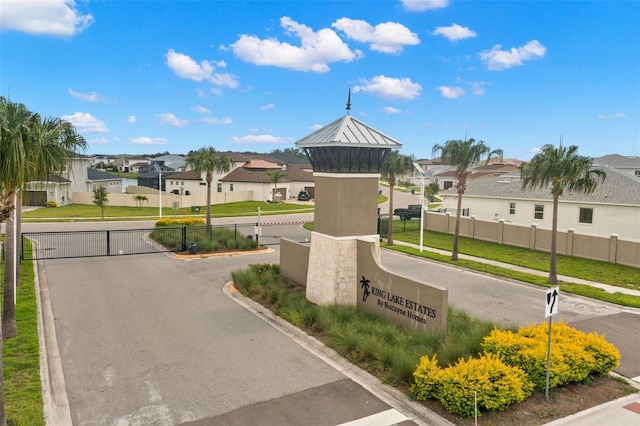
[21,223,261,260]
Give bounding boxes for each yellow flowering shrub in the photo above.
[410,354,441,400]
[155,217,205,227]
[482,321,620,391]
[412,353,533,417]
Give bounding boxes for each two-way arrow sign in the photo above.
[545,286,560,318]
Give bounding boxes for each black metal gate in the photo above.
[21,223,267,261]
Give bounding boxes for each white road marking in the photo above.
[336,408,409,426]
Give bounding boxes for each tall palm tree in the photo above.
[381,150,415,246]
[432,138,502,260]
[266,169,287,202]
[520,143,606,284]
[0,98,86,424]
[185,146,232,234]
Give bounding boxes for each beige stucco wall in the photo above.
[72,190,253,208]
[424,211,639,267]
[313,173,379,237]
[279,238,310,285]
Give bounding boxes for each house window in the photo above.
[230,184,234,192]
[199,182,206,186]
[534,204,544,220]
[509,202,516,215]
[181,181,184,185]
[462,208,470,217]
[217,183,222,193]
[579,207,593,224]
[170,181,174,185]
[635,170,640,177]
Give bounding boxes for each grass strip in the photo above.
[22,201,313,221]
[231,264,497,387]
[1,239,45,425]
[386,243,640,308]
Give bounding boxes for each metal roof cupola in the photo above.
[295,90,401,173]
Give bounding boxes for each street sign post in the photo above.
[544,286,560,401]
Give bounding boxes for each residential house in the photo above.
[438,165,640,241]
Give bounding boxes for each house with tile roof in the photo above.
[439,164,640,241]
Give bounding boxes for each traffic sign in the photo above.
[545,286,560,318]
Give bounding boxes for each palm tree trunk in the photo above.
[205,178,212,236]
[2,208,17,339]
[549,195,559,284]
[452,191,463,261]
[387,183,395,246]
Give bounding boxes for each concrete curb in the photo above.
[223,282,455,426]
[35,257,73,426]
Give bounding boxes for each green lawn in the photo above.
[22,201,314,221]
[0,240,45,425]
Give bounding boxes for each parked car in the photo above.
[297,190,311,201]
[393,204,422,220]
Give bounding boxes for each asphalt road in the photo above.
[30,209,640,425]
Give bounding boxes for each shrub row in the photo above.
[155,217,205,227]
[411,353,533,417]
[482,321,620,391]
[411,321,620,417]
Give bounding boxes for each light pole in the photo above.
[413,162,425,252]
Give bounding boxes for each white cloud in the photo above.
[260,103,275,110]
[61,112,108,133]
[468,81,488,96]
[401,0,449,12]
[231,134,289,144]
[157,113,188,127]
[597,112,627,120]
[199,117,232,125]
[438,86,465,99]
[68,88,103,102]
[383,106,403,114]
[332,18,420,54]
[432,23,477,42]
[229,16,362,72]
[0,0,93,37]
[479,40,546,71]
[125,115,137,123]
[88,137,108,145]
[353,75,422,100]
[309,124,323,130]
[192,105,211,114]
[165,49,239,88]
[131,136,168,145]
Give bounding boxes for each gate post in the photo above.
[107,230,111,256]
[182,226,187,252]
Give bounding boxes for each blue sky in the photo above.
[1,0,638,160]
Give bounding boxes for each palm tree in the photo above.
[381,150,415,246]
[432,138,502,260]
[132,194,148,207]
[520,143,606,284]
[0,98,86,424]
[266,169,287,202]
[185,146,232,234]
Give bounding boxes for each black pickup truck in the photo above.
[393,204,422,220]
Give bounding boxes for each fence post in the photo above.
[529,223,537,250]
[107,230,111,256]
[182,226,187,252]
[566,228,575,256]
[498,219,505,245]
[609,234,619,263]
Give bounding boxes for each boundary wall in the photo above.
[72,188,253,208]
[425,211,639,268]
